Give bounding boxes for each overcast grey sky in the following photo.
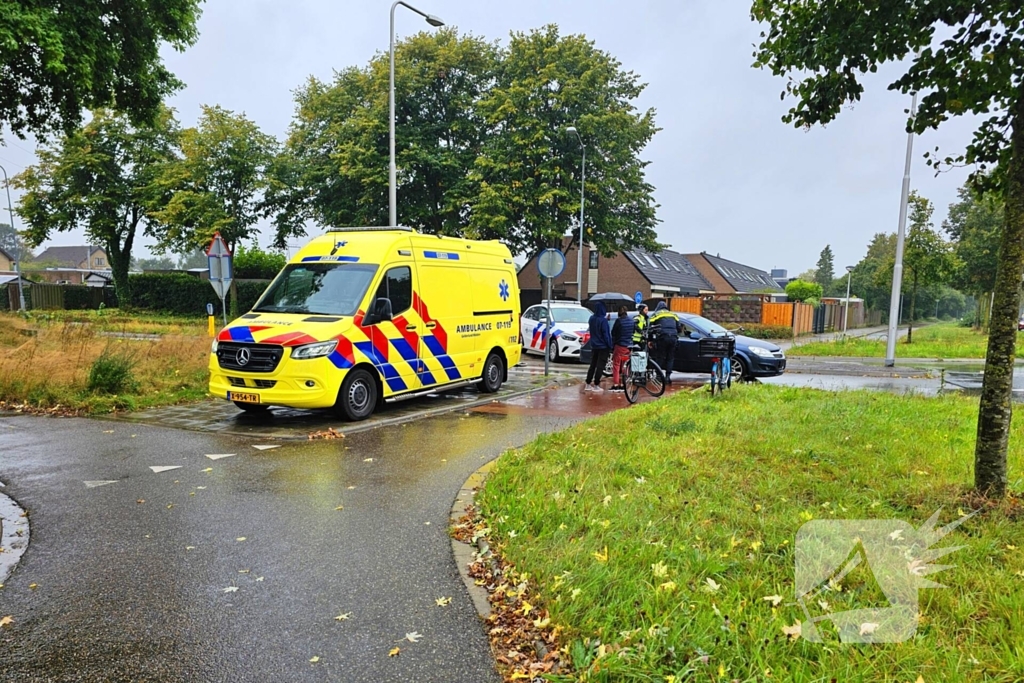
[0,0,981,275]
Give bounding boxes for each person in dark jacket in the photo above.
[649,301,682,383]
[585,301,613,391]
[609,306,636,390]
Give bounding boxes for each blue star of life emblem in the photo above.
[499,280,510,301]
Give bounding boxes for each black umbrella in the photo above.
[584,292,636,311]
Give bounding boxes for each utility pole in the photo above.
[0,163,26,311]
[885,87,918,366]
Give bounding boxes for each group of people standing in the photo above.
[584,301,683,392]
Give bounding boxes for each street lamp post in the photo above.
[389,1,444,227]
[566,126,585,301]
[0,163,26,311]
[843,265,854,335]
[885,85,919,365]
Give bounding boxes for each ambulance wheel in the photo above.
[479,352,504,393]
[337,368,378,421]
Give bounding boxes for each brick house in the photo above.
[32,245,111,284]
[517,238,714,306]
[682,252,783,295]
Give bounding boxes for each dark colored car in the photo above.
[579,312,786,381]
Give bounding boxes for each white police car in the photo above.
[520,301,592,362]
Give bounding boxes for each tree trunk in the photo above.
[908,274,917,344]
[107,217,137,310]
[974,89,1024,498]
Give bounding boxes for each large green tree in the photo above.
[814,245,835,291]
[944,183,1003,326]
[265,29,498,245]
[266,26,661,259]
[0,0,201,142]
[902,193,955,342]
[751,0,1024,497]
[148,105,278,254]
[472,25,660,258]
[0,222,32,262]
[13,108,179,302]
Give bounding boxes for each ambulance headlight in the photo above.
[291,340,338,360]
[211,340,218,353]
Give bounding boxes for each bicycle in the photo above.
[622,342,666,404]
[698,335,736,396]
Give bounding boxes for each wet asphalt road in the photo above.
[0,403,586,683]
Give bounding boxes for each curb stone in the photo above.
[450,460,497,619]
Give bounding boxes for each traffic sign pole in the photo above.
[536,248,567,379]
[206,232,233,325]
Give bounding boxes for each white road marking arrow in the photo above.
[84,480,118,488]
[252,445,280,451]
[205,453,236,460]
[149,466,183,473]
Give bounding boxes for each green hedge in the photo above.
[733,323,793,340]
[125,273,270,317]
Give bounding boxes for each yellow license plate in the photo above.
[228,391,260,404]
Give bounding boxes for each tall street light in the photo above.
[0,163,26,311]
[566,126,585,301]
[390,1,444,227]
[843,265,854,334]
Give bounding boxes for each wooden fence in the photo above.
[669,297,703,314]
[664,297,821,337]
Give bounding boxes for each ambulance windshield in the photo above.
[253,263,378,316]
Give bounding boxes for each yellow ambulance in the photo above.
[208,227,521,420]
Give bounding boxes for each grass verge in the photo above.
[477,385,1024,682]
[0,312,211,414]
[789,322,1020,359]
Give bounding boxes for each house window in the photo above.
[589,251,599,269]
[95,257,105,266]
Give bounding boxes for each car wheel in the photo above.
[336,368,378,421]
[233,401,269,414]
[730,355,746,383]
[548,341,560,363]
[479,352,504,393]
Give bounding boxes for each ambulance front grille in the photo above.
[216,342,283,373]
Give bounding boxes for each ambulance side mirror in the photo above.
[366,297,393,325]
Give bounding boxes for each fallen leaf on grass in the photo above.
[592,546,609,563]
[334,505,344,511]
[223,587,238,593]
[435,597,452,607]
[859,622,879,636]
[389,647,401,657]
[28,583,38,590]
[782,621,802,640]
[0,616,12,628]
[309,656,319,663]
[704,577,720,593]
[651,561,669,578]
[405,631,422,643]
[335,613,352,621]
[658,581,677,592]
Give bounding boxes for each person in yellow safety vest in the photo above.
[649,301,683,384]
[632,303,649,345]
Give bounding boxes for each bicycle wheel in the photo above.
[723,357,733,390]
[709,360,720,396]
[644,361,666,397]
[624,372,641,404]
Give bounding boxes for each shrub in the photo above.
[126,272,271,317]
[785,279,823,302]
[233,244,287,280]
[87,349,139,394]
[236,280,272,313]
[734,323,793,340]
